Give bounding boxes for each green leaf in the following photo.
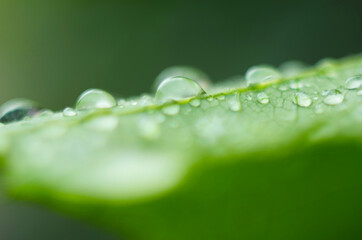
[0,55,362,240]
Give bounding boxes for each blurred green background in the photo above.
[0,0,361,239]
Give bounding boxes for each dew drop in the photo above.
[323,89,344,106]
[162,104,180,115]
[216,95,225,101]
[76,89,116,110]
[155,76,205,104]
[357,90,362,96]
[0,98,39,123]
[189,99,201,107]
[246,66,281,86]
[207,97,214,102]
[37,110,53,117]
[278,85,288,91]
[245,94,253,101]
[344,75,362,90]
[63,107,77,117]
[154,66,211,90]
[289,81,303,90]
[227,93,241,112]
[279,60,308,77]
[257,92,270,104]
[139,95,156,107]
[293,92,312,108]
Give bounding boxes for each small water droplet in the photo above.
[245,94,253,101]
[227,93,241,112]
[246,66,281,86]
[189,99,201,107]
[38,110,53,117]
[76,89,116,110]
[162,104,180,115]
[279,60,308,77]
[0,98,40,123]
[289,81,303,89]
[216,95,225,101]
[357,90,362,96]
[344,75,362,90]
[293,92,312,108]
[207,97,214,102]
[139,95,156,107]
[257,92,270,104]
[278,85,288,91]
[323,89,344,106]
[63,107,77,117]
[154,66,211,90]
[155,76,206,104]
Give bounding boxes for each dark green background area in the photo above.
[0,0,361,239]
[0,0,361,110]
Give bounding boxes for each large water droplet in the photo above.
[257,92,270,104]
[155,76,205,104]
[293,92,312,108]
[246,66,281,86]
[323,89,344,106]
[0,98,39,123]
[344,75,362,90]
[162,104,180,115]
[76,89,116,110]
[279,61,308,77]
[154,66,210,90]
[227,93,241,112]
[63,107,77,117]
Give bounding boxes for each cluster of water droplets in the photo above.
[0,61,361,128]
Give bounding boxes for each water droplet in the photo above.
[207,97,214,102]
[162,104,180,115]
[154,66,210,90]
[0,98,39,123]
[289,81,303,89]
[246,66,281,86]
[293,92,312,108]
[344,75,362,90]
[38,110,53,117]
[227,93,241,112]
[323,89,344,106]
[279,60,308,77]
[189,99,201,107]
[278,85,288,91]
[155,76,205,104]
[139,95,156,107]
[257,92,270,104]
[357,90,362,96]
[76,89,116,110]
[216,95,225,101]
[63,107,77,117]
[245,94,253,101]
